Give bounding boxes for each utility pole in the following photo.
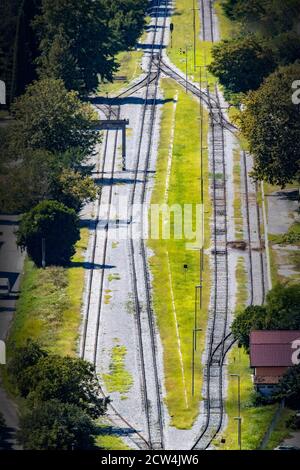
[192,0,196,71]
[194,285,202,350]
[42,238,46,269]
[192,327,202,396]
[230,374,242,450]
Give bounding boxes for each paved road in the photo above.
[0,214,25,449]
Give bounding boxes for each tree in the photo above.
[209,35,276,94]
[8,341,47,394]
[33,0,117,95]
[222,0,264,22]
[36,27,85,94]
[0,139,99,213]
[19,355,107,418]
[276,365,300,408]
[51,169,99,212]
[106,0,148,51]
[8,78,99,156]
[0,148,55,213]
[222,0,300,35]
[17,200,80,267]
[271,32,300,66]
[264,283,300,330]
[240,64,300,186]
[231,305,266,350]
[232,284,300,351]
[19,400,96,449]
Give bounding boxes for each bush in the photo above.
[232,284,300,351]
[209,35,276,94]
[17,200,80,267]
[8,340,47,394]
[19,400,97,449]
[286,413,300,430]
[16,354,107,419]
[276,364,300,408]
[250,391,277,406]
[240,64,300,186]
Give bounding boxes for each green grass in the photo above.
[167,0,215,87]
[99,49,143,96]
[215,0,240,39]
[98,21,150,96]
[7,228,89,357]
[268,222,300,285]
[265,408,295,450]
[148,78,211,429]
[216,346,277,450]
[95,424,130,450]
[233,148,244,240]
[236,257,248,309]
[103,341,133,400]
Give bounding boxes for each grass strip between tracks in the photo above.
[148,78,211,429]
[168,0,215,87]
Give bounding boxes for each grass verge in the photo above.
[148,78,211,429]
[216,346,277,450]
[95,424,130,450]
[233,148,243,240]
[7,228,89,356]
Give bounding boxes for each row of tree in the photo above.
[8,341,107,449]
[0,0,149,450]
[208,0,300,186]
[1,1,149,265]
[0,77,101,265]
[0,0,148,102]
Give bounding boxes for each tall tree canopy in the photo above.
[19,400,97,450]
[222,0,300,35]
[33,0,116,94]
[240,64,300,186]
[232,284,300,350]
[33,0,147,95]
[7,78,98,155]
[106,0,148,51]
[18,354,107,418]
[17,200,80,267]
[209,35,276,94]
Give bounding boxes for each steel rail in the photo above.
[127,0,169,450]
[79,0,168,450]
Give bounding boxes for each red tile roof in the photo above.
[250,330,300,367]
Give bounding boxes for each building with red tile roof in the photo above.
[250,330,300,396]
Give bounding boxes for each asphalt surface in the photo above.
[0,214,25,449]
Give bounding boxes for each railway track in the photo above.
[126,0,169,451]
[157,58,236,133]
[191,83,230,450]
[191,0,266,449]
[79,0,169,451]
[79,102,150,450]
[242,151,266,306]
